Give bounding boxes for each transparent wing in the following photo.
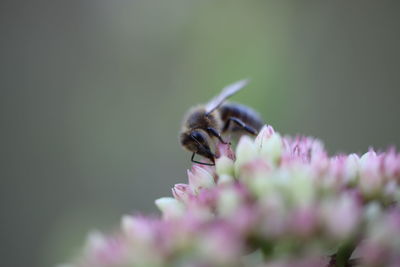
[205,79,249,114]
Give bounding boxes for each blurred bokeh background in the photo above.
[1,1,399,266]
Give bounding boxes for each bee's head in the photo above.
[180,129,214,163]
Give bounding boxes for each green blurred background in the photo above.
[1,1,399,266]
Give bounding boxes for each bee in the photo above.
[180,79,264,166]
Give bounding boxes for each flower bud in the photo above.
[217,187,241,217]
[259,132,283,165]
[84,231,125,266]
[216,156,234,177]
[121,215,154,243]
[188,165,215,193]
[320,195,361,240]
[172,183,193,203]
[359,150,382,197]
[235,136,257,174]
[383,149,400,179]
[217,174,234,185]
[254,125,275,148]
[155,197,184,220]
[216,141,236,160]
[287,166,315,206]
[344,153,360,185]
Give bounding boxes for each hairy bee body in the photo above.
[182,106,223,132]
[179,80,263,165]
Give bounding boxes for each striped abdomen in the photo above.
[219,102,264,133]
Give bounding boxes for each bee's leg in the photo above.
[191,152,215,166]
[224,117,258,135]
[206,127,227,144]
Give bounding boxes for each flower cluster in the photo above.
[63,126,400,267]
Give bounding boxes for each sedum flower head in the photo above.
[63,125,400,267]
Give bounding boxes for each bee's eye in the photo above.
[191,131,205,143]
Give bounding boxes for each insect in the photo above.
[180,79,264,166]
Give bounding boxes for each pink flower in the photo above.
[320,194,361,240]
[83,232,127,266]
[197,221,243,264]
[359,150,384,197]
[187,165,215,193]
[383,148,400,179]
[172,183,194,203]
[289,205,318,238]
[63,124,400,267]
[155,197,184,219]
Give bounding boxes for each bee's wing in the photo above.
[205,79,249,114]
